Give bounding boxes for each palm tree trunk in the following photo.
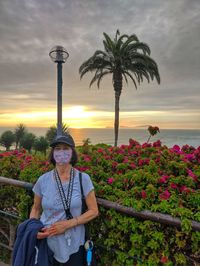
[114,91,120,146]
[113,70,122,147]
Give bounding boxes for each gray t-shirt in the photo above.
[32,169,94,263]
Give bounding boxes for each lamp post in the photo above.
[49,46,69,136]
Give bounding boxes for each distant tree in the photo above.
[147,126,160,143]
[0,130,15,151]
[14,123,27,149]
[79,30,160,146]
[45,123,70,144]
[82,138,91,146]
[20,133,36,153]
[33,136,49,155]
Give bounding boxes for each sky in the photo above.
[0,0,200,129]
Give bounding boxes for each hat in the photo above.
[50,134,75,148]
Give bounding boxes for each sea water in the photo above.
[0,127,199,148]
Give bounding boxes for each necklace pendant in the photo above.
[65,231,71,246]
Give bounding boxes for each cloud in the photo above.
[0,0,199,128]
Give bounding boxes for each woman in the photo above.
[30,134,99,266]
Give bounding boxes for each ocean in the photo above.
[0,127,199,148]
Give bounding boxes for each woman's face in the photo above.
[53,143,72,165]
[54,143,71,151]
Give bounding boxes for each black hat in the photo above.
[50,134,75,148]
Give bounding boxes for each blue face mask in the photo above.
[53,149,72,165]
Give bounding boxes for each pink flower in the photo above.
[160,256,168,264]
[160,190,171,200]
[130,150,138,156]
[141,190,147,199]
[138,159,149,166]
[97,148,104,153]
[187,169,198,180]
[159,177,167,183]
[184,154,194,161]
[107,178,114,184]
[158,175,170,183]
[84,157,91,162]
[120,144,128,149]
[112,162,118,168]
[123,157,129,163]
[142,143,152,148]
[180,185,190,193]
[129,163,136,169]
[170,183,178,189]
[172,145,180,152]
[153,140,162,147]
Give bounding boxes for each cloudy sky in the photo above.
[0,0,199,129]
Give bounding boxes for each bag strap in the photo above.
[54,168,74,220]
[79,172,87,214]
[79,172,91,240]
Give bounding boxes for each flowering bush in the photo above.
[0,140,200,265]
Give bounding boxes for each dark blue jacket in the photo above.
[12,218,53,266]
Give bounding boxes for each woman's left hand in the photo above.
[48,220,69,236]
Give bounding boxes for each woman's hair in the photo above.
[48,146,78,166]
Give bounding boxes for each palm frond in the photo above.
[125,42,151,55]
[89,70,112,88]
[121,34,139,52]
[97,71,112,88]
[115,34,129,50]
[124,71,138,89]
[103,32,115,51]
[115,29,120,42]
[122,73,128,84]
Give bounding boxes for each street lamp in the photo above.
[49,46,69,136]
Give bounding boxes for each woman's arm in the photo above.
[30,194,51,239]
[49,190,99,236]
[29,194,42,219]
[76,189,99,224]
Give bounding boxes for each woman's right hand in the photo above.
[37,227,51,239]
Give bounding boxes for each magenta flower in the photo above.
[141,190,147,199]
[160,256,168,264]
[107,178,114,184]
[84,157,91,162]
[170,183,178,189]
[187,169,198,180]
[153,140,162,147]
[172,145,180,152]
[112,162,118,168]
[130,163,136,169]
[159,177,167,183]
[184,154,194,161]
[142,143,152,148]
[160,190,171,200]
[158,175,170,183]
[97,148,104,153]
[180,185,191,193]
[123,157,129,163]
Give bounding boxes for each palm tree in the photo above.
[45,123,70,144]
[20,133,36,153]
[79,30,160,146]
[14,124,26,149]
[33,136,49,155]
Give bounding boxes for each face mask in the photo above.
[53,149,72,165]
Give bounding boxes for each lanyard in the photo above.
[54,167,74,220]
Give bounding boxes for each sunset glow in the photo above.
[0,106,199,129]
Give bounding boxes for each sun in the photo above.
[63,106,92,119]
[62,106,95,128]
